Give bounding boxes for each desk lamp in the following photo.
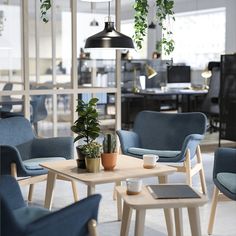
[201,68,212,89]
[146,65,157,79]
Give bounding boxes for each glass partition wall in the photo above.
[0,0,120,139]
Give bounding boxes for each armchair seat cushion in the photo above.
[23,157,66,170]
[13,206,50,226]
[217,172,236,194]
[128,147,181,158]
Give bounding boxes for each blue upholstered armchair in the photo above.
[0,175,101,236]
[0,116,78,202]
[208,148,236,235]
[117,111,207,193]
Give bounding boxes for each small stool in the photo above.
[116,185,207,236]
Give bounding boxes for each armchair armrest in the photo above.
[213,148,236,179]
[116,130,140,155]
[32,137,74,160]
[0,145,29,176]
[26,194,101,236]
[179,134,205,161]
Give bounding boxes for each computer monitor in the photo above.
[167,65,191,83]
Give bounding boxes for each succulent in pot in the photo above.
[83,141,102,173]
[101,133,118,171]
[71,98,100,169]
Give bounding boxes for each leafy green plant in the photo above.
[71,98,100,146]
[134,0,175,55]
[40,0,51,23]
[82,142,101,158]
[103,133,116,153]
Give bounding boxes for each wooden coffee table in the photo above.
[116,185,208,236]
[40,155,176,235]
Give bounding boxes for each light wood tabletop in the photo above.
[40,155,177,235]
[116,185,208,236]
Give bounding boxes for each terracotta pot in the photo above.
[85,157,100,173]
[101,153,118,171]
[76,146,86,169]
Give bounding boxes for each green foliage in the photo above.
[103,133,116,153]
[134,0,175,55]
[82,142,101,158]
[71,98,100,145]
[40,0,51,23]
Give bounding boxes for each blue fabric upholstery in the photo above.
[213,148,236,200]
[23,157,66,170]
[117,111,207,162]
[0,175,101,236]
[217,173,236,194]
[0,117,73,177]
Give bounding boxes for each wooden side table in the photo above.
[116,185,207,236]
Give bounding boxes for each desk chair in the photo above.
[117,111,207,193]
[208,148,236,235]
[201,65,220,133]
[0,175,101,236]
[0,116,78,202]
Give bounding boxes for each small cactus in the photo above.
[103,133,116,153]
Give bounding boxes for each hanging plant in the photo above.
[40,0,51,23]
[134,0,175,55]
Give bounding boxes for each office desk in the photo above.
[0,97,24,106]
[127,88,208,112]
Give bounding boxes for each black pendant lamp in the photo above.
[148,21,156,29]
[85,2,134,49]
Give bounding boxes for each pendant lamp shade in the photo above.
[85,21,134,49]
[148,21,156,29]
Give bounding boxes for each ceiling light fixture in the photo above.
[89,2,99,26]
[85,1,134,49]
[148,21,156,29]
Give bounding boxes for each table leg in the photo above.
[116,181,123,221]
[44,171,57,210]
[135,209,146,236]
[174,208,183,236]
[120,202,132,236]
[188,207,202,236]
[158,176,174,236]
[87,185,95,196]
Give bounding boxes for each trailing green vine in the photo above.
[134,0,175,55]
[40,0,51,23]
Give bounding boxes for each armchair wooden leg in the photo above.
[88,219,98,236]
[208,186,220,235]
[28,184,34,202]
[185,150,192,187]
[196,146,207,194]
[71,181,79,202]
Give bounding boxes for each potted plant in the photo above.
[101,133,117,171]
[71,98,100,169]
[83,141,102,173]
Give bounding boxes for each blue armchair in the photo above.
[208,148,236,235]
[117,111,207,193]
[0,116,78,202]
[0,175,101,236]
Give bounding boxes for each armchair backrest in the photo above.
[0,117,35,161]
[133,111,207,150]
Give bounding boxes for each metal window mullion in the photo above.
[51,0,58,137]
[22,0,30,120]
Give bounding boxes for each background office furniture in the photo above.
[0,175,101,236]
[117,111,207,193]
[0,116,78,202]
[30,94,48,134]
[201,62,221,133]
[219,54,236,146]
[208,148,236,235]
[1,82,13,112]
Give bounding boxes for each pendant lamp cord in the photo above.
[108,1,111,22]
